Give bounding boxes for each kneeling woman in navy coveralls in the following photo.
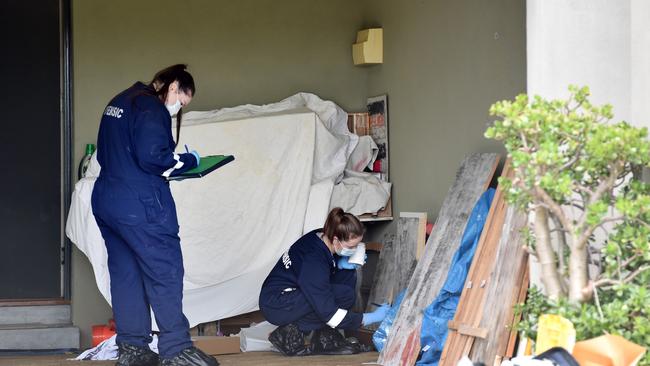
[259,207,390,355]
[92,64,218,366]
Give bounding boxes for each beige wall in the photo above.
[361,0,526,231]
[71,0,526,348]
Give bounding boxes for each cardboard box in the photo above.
[192,336,241,355]
[572,334,646,366]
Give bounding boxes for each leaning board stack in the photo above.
[378,153,499,366]
[440,161,530,366]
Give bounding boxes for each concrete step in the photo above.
[0,325,79,350]
[0,304,70,326]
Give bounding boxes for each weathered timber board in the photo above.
[469,205,529,364]
[366,233,399,315]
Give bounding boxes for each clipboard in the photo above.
[167,155,235,181]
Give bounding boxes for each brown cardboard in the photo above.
[192,336,241,355]
[572,334,646,366]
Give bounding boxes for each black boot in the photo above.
[160,346,219,366]
[268,323,312,356]
[310,327,367,355]
[116,343,159,366]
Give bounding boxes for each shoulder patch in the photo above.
[104,105,124,119]
[282,251,292,269]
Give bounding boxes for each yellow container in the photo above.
[535,314,576,354]
[352,28,383,65]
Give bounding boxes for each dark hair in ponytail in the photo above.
[149,64,196,146]
[323,207,365,242]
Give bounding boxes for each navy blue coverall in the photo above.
[91,82,198,358]
[259,230,363,332]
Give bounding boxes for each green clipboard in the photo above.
[167,155,235,181]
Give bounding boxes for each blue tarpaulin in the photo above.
[372,289,407,352]
[416,188,495,366]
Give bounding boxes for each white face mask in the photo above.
[166,92,182,116]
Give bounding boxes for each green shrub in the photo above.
[515,284,650,365]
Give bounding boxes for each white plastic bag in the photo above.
[239,321,278,352]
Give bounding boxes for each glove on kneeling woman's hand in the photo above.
[362,303,390,326]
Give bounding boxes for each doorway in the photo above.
[0,0,72,300]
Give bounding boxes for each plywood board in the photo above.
[365,233,399,314]
[365,212,427,315]
[399,212,427,260]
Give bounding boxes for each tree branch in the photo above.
[593,265,650,288]
[621,253,641,269]
[549,228,570,234]
[633,218,650,229]
[552,213,568,278]
[576,163,624,249]
[559,145,584,171]
[519,132,529,150]
[624,265,650,284]
[592,283,605,321]
[574,184,595,197]
[591,216,625,234]
[534,186,574,234]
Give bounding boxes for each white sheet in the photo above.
[181,92,358,184]
[74,335,159,360]
[329,170,392,216]
[174,111,315,290]
[346,135,379,172]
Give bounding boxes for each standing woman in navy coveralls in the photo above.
[259,207,390,356]
[92,65,218,366]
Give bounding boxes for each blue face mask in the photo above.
[335,240,356,257]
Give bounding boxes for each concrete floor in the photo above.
[0,351,380,365]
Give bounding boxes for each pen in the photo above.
[185,144,189,154]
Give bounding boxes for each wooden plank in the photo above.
[461,194,509,356]
[505,267,530,358]
[360,195,394,222]
[366,233,398,314]
[447,321,488,339]
[377,153,499,366]
[400,212,427,260]
[468,205,529,364]
[440,161,512,366]
[392,215,421,293]
[366,242,384,252]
